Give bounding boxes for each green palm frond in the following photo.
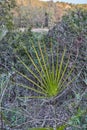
[13,42,76,98]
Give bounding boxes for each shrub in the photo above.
[0,29,38,74]
[68,108,87,130]
[46,8,87,88]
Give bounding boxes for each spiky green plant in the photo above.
[13,42,76,98]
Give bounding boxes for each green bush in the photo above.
[68,108,87,130]
[46,7,87,86]
[0,0,16,30]
[0,29,39,74]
